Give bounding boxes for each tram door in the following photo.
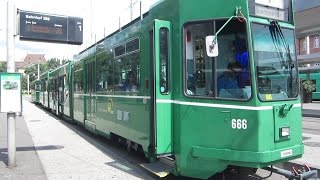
[54,78,59,114]
[153,20,173,155]
[85,60,96,131]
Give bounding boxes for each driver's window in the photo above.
[185,22,214,97]
[215,19,251,100]
[184,19,251,100]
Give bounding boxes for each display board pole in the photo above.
[7,113,16,167]
[6,0,16,168]
[6,0,15,73]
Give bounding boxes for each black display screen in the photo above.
[19,11,83,45]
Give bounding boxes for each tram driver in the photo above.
[217,61,244,98]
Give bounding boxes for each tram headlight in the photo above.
[280,127,290,137]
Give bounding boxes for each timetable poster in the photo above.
[0,73,22,113]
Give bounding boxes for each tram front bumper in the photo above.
[191,144,303,163]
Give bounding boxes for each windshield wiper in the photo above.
[269,21,297,97]
[269,21,294,69]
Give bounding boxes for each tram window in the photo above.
[74,64,83,93]
[215,19,251,100]
[64,73,68,96]
[195,38,205,88]
[35,84,41,91]
[31,83,35,90]
[49,79,54,91]
[41,79,46,91]
[184,19,251,99]
[86,61,96,93]
[115,44,125,57]
[159,28,169,94]
[96,51,114,93]
[252,23,299,100]
[114,52,140,92]
[184,22,213,96]
[126,38,140,53]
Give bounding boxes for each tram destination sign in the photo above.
[19,10,83,45]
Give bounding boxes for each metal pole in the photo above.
[7,113,16,167]
[90,0,93,45]
[130,0,133,21]
[6,0,16,168]
[119,16,121,31]
[140,1,143,20]
[37,63,40,80]
[6,0,15,73]
[27,74,30,94]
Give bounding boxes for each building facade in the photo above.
[295,1,320,67]
[16,54,46,74]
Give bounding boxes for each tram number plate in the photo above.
[231,119,247,130]
[281,149,293,158]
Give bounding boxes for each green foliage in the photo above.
[23,58,67,91]
[0,62,7,72]
[24,58,63,77]
[302,80,316,93]
[22,75,28,92]
[46,58,61,70]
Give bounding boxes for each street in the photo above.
[303,117,320,135]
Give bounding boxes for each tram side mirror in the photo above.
[206,36,219,57]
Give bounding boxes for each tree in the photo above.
[46,58,61,70]
[0,62,7,72]
[24,65,38,82]
[22,75,28,93]
[62,59,70,65]
[23,57,67,93]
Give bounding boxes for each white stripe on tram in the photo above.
[73,93,150,99]
[156,99,302,111]
[73,94,301,111]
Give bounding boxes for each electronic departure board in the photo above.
[19,10,83,45]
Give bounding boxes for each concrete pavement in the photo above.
[0,112,47,180]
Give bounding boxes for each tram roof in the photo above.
[77,12,150,57]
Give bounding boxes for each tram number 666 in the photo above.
[231,119,247,129]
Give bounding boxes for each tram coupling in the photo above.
[262,165,318,180]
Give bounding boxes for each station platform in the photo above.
[0,97,319,179]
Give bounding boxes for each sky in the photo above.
[0,0,159,62]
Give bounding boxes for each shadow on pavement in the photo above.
[0,145,64,152]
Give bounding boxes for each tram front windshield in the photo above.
[252,23,299,101]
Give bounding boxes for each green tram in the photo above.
[33,0,317,179]
[299,70,320,100]
[30,79,41,103]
